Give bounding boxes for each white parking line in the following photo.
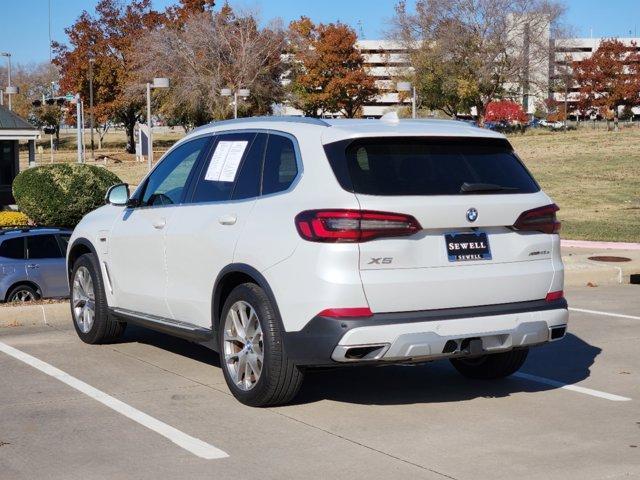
[514,372,631,402]
[0,341,229,460]
[569,307,640,321]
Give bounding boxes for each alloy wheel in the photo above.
[11,289,35,302]
[72,266,96,334]
[223,300,264,391]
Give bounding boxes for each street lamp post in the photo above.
[89,58,95,161]
[397,81,417,119]
[1,52,18,111]
[221,87,250,119]
[75,94,83,163]
[146,77,170,170]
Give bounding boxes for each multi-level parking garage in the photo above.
[285,37,640,118]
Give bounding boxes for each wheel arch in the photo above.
[212,264,283,335]
[67,238,98,280]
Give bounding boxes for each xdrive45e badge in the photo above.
[466,208,478,222]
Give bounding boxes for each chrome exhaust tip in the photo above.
[332,344,390,362]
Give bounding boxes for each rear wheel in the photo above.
[219,283,303,407]
[450,348,529,379]
[70,253,125,344]
[7,285,40,303]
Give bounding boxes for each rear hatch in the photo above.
[323,136,559,313]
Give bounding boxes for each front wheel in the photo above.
[70,253,125,344]
[219,283,303,407]
[450,348,529,379]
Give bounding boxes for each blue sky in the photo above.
[1,0,639,65]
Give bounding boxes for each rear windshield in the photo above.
[324,137,539,196]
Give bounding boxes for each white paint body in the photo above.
[70,118,566,361]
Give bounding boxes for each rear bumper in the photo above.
[282,298,568,366]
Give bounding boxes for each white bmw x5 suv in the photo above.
[68,116,568,406]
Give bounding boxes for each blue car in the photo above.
[0,227,72,302]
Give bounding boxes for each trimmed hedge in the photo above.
[13,164,122,227]
[0,211,30,227]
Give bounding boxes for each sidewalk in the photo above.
[561,240,640,287]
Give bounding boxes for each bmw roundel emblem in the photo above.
[466,208,478,222]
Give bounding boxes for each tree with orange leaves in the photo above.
[572,39,640,131]
[53,0,215,153]
[288,18,378,118]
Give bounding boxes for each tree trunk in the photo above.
[125,121,136,154]
[614,114,619,132]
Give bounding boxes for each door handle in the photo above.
[218,215,237,226]
[26,264,39,269]
[153,218,166,229]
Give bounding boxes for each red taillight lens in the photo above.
[317,307,373,318]
[295,209,421,243]
[513,204,561,234]
[545,290,564,302]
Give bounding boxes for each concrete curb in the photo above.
[562,246,640,287]
[0,302,71,329]
[562,240,640,251]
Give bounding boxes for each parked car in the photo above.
[539,119,566,130]
[0,227,72,302]
[68,116,568,407]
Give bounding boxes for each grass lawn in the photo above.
[19,124,640,243]
[510,126,640,242]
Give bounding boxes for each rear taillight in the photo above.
[545,290,564,302]
[513,204,561,234]
[295,209,421,243]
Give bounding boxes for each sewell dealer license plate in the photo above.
[445,231,492,262]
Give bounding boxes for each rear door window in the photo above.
[0,237,25,259]
[57,234,71,255]
[27,235,63,259]
[324,137,539,196]
[231,133,267,201]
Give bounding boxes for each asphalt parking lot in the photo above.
[1,285,638,480]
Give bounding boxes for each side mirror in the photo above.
[105,183,130,206]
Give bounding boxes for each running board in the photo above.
[109,308,213,342]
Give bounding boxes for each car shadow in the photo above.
[120,325,222,368]
[294,333,602,406]
[118,327,601,406]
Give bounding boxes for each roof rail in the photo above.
[191,116,331,134]
[0,226,68,236]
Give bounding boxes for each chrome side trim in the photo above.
[110,307,213,342]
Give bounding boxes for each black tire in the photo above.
[7,285,40,303]
[450,348,529,379]
[70,253,125,344]
[218,283,303,407]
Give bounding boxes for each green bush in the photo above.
[13,164,122,227]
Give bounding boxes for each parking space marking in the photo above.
[569,307,640,321]
[0,341,229,460]
[514,372,631,402]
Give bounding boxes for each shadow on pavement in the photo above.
[121,325,222,368]
[119,326,601,406]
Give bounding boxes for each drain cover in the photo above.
[588,256,632,263]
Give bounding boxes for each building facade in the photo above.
[550,37,640,116]
[285,36,640,119]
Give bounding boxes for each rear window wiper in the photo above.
[460,182,520,194]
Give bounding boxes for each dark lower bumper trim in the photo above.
[283,298,568,366]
